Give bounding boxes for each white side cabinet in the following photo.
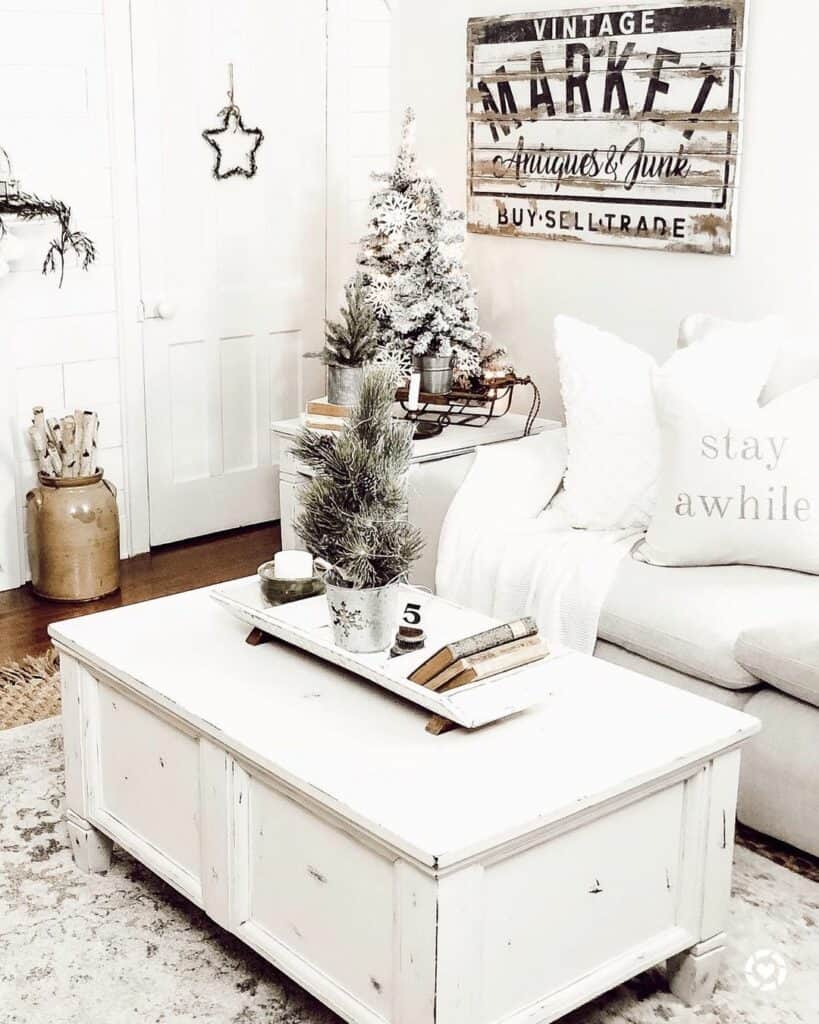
[272,415,559,590]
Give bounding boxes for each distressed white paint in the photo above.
[67,810,114,873]
[668,934,727,1005]
[467,1,748,254]
[199,738,232,930]
[54,585,757,1022]
[248,780,396,1016]
[96,681,201,877]
[212,576,573,729]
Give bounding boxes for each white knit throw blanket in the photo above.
[436,430,642,654]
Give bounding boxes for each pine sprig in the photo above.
[306,274,378,367]
[0,192,96,288]
[293,367,423,588]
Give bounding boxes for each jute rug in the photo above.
[0,719,816,1024]
[0,649,60,730]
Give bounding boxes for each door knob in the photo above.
[155,300,177,320]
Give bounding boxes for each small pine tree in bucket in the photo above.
[357,109,500,389]
[305,274,379,406]
[292,367,424,652]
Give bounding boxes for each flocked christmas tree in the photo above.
[358,109,505,384]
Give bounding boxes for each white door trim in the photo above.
[102,0,151,557]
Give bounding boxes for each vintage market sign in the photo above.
[467,1,747,254]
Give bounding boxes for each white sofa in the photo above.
[596,560,819,857]
[421,320,819,858]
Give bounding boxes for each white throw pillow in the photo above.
[636,380,819,574]
[679,313,819,403]
[554,316,778,530]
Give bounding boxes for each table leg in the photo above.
[67,810,113,873]
[667,933,726,1005]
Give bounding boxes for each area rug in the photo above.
[0,649,60,730]
[1,720,816,1024]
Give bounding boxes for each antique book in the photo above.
[437,637,549,693]
[302,414,345,433]
[424,634,546,691]
[408,616,538,684]
[306,396,351,418]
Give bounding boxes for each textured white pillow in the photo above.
[679,314,819,403]
[555,317,658,529]
[637,380,819,573]
[554,316,777,530]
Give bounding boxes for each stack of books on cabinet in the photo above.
[409,617,547,693]
[301,397,350,433]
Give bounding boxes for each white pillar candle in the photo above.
[274,549,314,581]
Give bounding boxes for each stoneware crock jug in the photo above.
[26,470,120,602]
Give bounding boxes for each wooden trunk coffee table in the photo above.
[51,585,759,1024]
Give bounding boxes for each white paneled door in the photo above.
[131,0,326,545]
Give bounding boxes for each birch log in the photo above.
[88,411,99,472]
[32,407,46,446]
[73,408,84,459]
[61,415,77,477]
[80,410,98,476]
[48,417,62,452]
[28,426,50,475]
[46,441,63,477]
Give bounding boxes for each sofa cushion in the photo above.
[738,689,819,858]
[736,623,819,709]
[599,557,819,689]
[595,640,757,710]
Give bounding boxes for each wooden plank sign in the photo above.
[467,1,748,254]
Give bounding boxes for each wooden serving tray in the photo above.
[211,578,561,730]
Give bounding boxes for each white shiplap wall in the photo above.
[327,0,394,310]
[0,0,128,590]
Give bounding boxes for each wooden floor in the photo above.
[0,522,281,664]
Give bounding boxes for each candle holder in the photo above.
[257,561,326,606]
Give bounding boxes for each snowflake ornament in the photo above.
[353,107,499,382]
[330,600,364,640]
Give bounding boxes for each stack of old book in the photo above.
[301,396,350,433]
[408,616,547,692]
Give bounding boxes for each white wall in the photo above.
[394,0,819,418]
[327,0,395,315]
[0,0,129,589]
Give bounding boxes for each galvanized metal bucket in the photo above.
[414,354,454,395]
[327,364,364,407]
[325,580,402,653]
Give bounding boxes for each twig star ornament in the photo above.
[202,64,263,180]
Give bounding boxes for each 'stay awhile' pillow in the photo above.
[636,380,819,574]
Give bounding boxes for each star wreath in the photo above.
[202,106,263,180]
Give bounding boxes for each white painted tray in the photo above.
[211,577,564,729]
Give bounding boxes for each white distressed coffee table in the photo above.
[51,585,759,1024]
